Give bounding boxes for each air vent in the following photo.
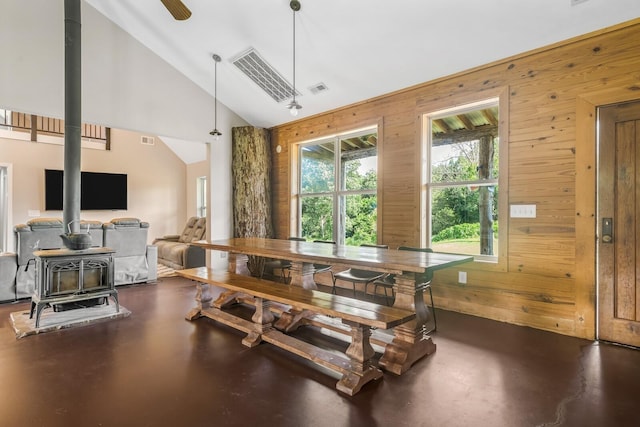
[231,48,300,103]
[140,136,155,146]
[309,82,328,95]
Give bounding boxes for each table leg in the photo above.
[379,272,436,375]
[185,281,213,321]
[228,253,251,276]
[273,261,318,331]
[288,261,317,290]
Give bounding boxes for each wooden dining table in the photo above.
[192,237,473,374]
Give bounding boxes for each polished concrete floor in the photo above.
[0,276,639,427]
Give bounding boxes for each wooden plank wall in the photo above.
[270,19,640,339]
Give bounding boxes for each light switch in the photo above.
[510,204,536,218]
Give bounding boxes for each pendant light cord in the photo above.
[292,6,296,103]
[214,58,218,128]
[211,54,222,137]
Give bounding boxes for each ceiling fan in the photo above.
[160,0,191,20]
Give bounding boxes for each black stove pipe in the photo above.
[63,0,81,233]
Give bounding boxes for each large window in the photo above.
[424,99,502,261]
[298,128,378,245]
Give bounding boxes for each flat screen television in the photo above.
[45,169,128,211]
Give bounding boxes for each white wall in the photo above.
[0,130,186,248]
[0,1,247,141]
[0,0,248,265]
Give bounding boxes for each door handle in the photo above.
[602,217,613,243]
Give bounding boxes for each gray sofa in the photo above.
[0,252,17,301]
[1,217,157,302]
[153,216,206,270]
[103,218,157,286]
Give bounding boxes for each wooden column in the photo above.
[232,126,273,276]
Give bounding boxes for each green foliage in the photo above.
[344,160,377,191]
[301,156,334,193]
[432,186,480,235]
[345,194,377,246]
[301,196,333,241]
[300,154,378,245]
[431,139,499,238]
[432,221,499,242]
[432,223,478,242]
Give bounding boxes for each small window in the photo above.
[196,176,207,218]
[0,109,11,130]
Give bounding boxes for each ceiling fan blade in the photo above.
[160,0,192,21]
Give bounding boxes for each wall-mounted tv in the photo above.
[45,169,128,211]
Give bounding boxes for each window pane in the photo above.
[301,141,335,193]
[431,106,499,184]
[341,132,377,191]
[0,109,10,130]
[301,195,334,241]
[344,194,377,246]
[196,176,207,218]
[431,185,498,256]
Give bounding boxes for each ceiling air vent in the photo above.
[309,82,328,95]
[140,136,155,146]
[231,48,300,103]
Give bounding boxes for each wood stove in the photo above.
[30,247,119,328]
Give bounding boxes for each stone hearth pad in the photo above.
[10,304,131,339]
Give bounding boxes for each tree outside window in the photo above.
[299,128,378,245]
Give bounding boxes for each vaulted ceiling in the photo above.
[86,0,640,130]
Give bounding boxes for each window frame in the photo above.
[196,176,207,218]
[421,91,508,270]
[295,126,379,245]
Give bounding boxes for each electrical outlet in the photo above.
[219,251,227,259]
[458,271,467,284]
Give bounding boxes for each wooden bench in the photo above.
[177,267,415,395]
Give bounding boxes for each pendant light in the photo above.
[209,54,222,140]
[287,0,302,117]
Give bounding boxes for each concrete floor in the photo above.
[0,276,638,427]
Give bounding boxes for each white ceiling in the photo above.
[85,0,640,130]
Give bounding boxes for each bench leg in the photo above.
[273,308,313,332]
[288,261,318,290]
[336,321,383,396]
[185,281,213,321]
[243,297,274,348]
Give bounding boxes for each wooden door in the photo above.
[598,101,640,347]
